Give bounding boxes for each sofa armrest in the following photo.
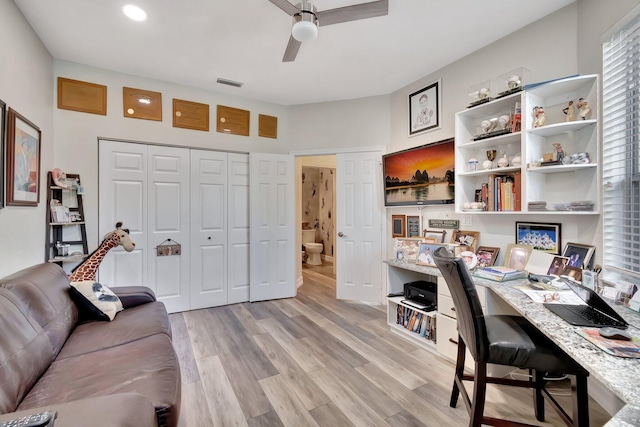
[112,286,157,308]
[2,393,157,427]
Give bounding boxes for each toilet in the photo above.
[302,228,323,265]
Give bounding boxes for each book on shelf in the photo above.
[472,266,527,282]
[395,305,437,342]
[481,172,521,212]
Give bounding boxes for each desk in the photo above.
[385,259,640,427]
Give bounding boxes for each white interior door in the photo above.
[249,153,295,302]
[190,150,228,309]
[227,153,250,304]
[336,151,383,303]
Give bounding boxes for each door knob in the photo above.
[338,232,345,237]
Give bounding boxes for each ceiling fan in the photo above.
[268,0,389,62]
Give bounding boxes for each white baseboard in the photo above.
[296,275,304,289]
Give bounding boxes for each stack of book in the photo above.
[528,201,547,211]
[570,201,595,211]
[472,266,528,282]
[396,305,436,342]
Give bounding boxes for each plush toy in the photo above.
[69,222,135,283]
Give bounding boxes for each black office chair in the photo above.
[432,247,589,427]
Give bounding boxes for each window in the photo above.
[602,11,640,278]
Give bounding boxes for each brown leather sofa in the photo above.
[0,263,181,427]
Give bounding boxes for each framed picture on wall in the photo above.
[406,215,420,237]
[0,99,5,209]
[6,108,41,207]
[515,221,561,255]
[409,79,441,136]
[392,214,406,238]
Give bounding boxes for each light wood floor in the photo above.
[169,261,610,426]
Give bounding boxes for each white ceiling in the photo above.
[14,0,575,106]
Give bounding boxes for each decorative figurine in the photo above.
[562,100,576,121]
[498,115,510,130]
[497,153,509,168]
[533,106,546,128]
[577,98,591,120]
[553,143,565,162]
[484,150,496,169]
[508,75,521,90]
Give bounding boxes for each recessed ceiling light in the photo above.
[123,5,147,21]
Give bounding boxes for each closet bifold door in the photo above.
[190,149,229,309]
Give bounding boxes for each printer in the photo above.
[404,280,437,310]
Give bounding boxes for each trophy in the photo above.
[483,150,496,169]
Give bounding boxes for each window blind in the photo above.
[603,13,640,278]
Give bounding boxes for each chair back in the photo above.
[433,247,488,361]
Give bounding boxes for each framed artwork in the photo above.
[406,215,421,237]
[547,256,569,275]
[476,246,499,268]
[383,138,455,206]
[409,79,441,136]
[515,221,561,255]
[562,242,595,270]
[6,108,41,206]
[391,215,406,238]
[416,243,446,267]
[0,99,5,209]
[504,244,533,269]
[423,229,446,243]
[451,230,480,251]
[394,238,422,261]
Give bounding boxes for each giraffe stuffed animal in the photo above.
[69,222,135,283]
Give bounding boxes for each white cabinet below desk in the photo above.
[437,282,486,363]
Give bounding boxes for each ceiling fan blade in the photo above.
[268,0,300,16]
[282,35,302,62]
[317,0,388,26]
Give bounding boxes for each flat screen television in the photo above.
[383,138,455,206]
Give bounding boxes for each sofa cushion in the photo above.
[0,393,157,427]
[0,264,77,355]
[0,289,55,414]
[56,301,171,360]
[18,333,181,427]
[69,281,123,321]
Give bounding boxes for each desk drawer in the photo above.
[438,294,457,319]
[437,313,459,362]
[438,286,486,311]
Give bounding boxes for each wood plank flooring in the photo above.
[170,262,611,426]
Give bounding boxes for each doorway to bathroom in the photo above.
[295,149,384,304]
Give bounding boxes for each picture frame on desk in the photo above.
[394,238,422,261]
[416,243,446,267]
[6,108,41,207]
[562,242,595,270]
[562,265,583,282]
[504,243,533,269]
[451,230,479,251]
[515,221,561,255]
[476,246,499,268]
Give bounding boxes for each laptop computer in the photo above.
[543,279,629,329]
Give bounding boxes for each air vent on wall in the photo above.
[216,77,243,88]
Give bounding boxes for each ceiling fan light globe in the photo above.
[292,20,318,42]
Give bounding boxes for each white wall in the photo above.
[2,0,639,277]
[52,60,290,248]
[0,0,53,277]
